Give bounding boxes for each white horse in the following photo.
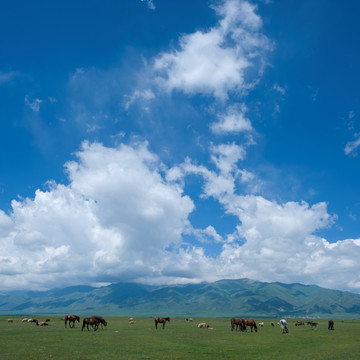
[279,319,288,333]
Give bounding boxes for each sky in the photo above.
[1,0,360,293]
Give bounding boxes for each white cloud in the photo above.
[24,96,43,112]
[140,0,155,10]
[124,89,155,110]
[0,141,360,292]
[0,141,194,290]
[0,71,18,85]
[210,104,253,134]
[344,133,360,156]
[153,0,271,99]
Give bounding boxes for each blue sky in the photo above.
[1,0,360,293]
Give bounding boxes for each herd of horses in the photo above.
[10,315,336,333]
[64,315,108,331]
[231,318,258,332]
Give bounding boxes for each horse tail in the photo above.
[253,320,258,332]
[231,318,234,331]
[81,319,86,331]
[65,317,67,328]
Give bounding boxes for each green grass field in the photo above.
[1,316,360,359]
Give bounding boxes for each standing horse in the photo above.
[92,316,107,329]
[65,315,80,328]
[231,318,245,331]
[328,320,334,330]
[154,317,170,329]
[82,317,99,331]
[244,319,258,332]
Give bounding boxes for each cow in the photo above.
[198,323,209,328]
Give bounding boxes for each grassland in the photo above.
[1,316,360,359]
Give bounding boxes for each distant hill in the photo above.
[1,279,360,318]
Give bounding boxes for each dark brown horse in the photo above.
[154,317,170,329]
[64,315,80,328]
[328,320,334,330]
[82,317,99,331]
[244,319,258,332]
[91,316,107,329]
[231,318,245,331]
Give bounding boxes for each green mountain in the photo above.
[1,279,360,318]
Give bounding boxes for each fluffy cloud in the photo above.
[210,104,253,134]
[0,142,194,290]
[153,0,271,99]
[1,141,360,292]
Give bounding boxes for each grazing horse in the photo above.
[65,315,80,328]
[82,317,99,331]
[295,321,305,326]
[154,317,170,329]
[307,321,318,329]
[91,316,107,329]
[279,319,289,333]
[328,320,334,330]
[244,319,258,333]
[231,318,245,331]
[7,319,13,323]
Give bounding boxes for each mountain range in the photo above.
[1,279,360,318]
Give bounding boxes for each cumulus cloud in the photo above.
[153,0,271,99]
[0,141,194,290]
[0,141,360,292]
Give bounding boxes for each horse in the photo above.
[36,321,48,326]
[91,316,107,329]
[231,318,245,331]
[154,317,170,329]
[65,315,80,328]
[82,317,99,331]
[307,321,318,329]
[279,319,288,333]
[295,321,305,326]
[7,319,13,323]
[244,319,258,332]
[328,320,334,330]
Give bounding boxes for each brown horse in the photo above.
[244,319,258,332]
[231,318,245,331]
[91,316,107,329]
[82,317,99,331]
[36,321,49,326]
[154,317,170,329]
[65,315,80,328]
